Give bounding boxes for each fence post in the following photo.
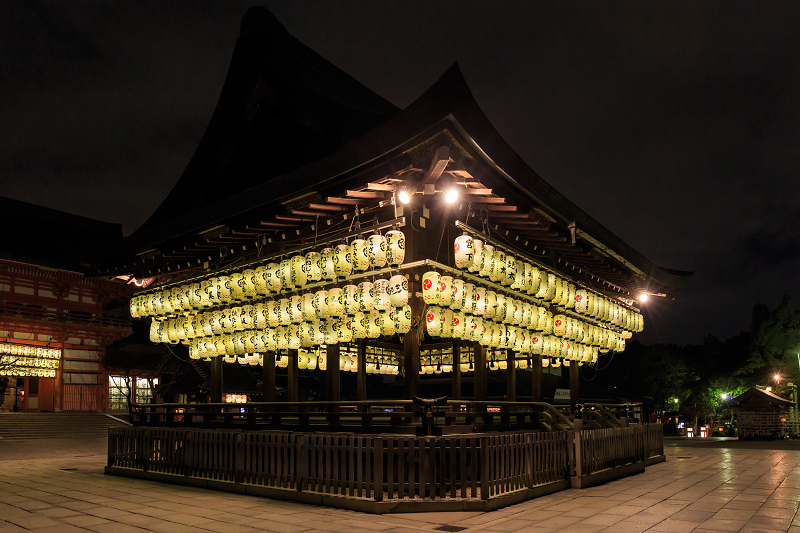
[142,429,151,472]
[234,432,244,483]
[297,434,308,491]
[480,436,489,500]
[374,437,384,502]
[183,429,194,476]
[107,428,115,467]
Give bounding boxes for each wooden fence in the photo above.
[108,427,569,503]
[107,423,664,510]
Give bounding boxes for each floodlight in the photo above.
[445,188,458,203]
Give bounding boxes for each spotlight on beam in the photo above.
[398,189,411,205]
[639,293,648,303]
[445,188,458,204]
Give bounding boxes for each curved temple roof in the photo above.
[103,6,691,300]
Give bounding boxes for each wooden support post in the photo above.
[570,360,580,414]
[288,349,299,408]
[531,354,543,402]
[403,296,421,400]
[262,351,275,403]
[326,344,341,403]
[326,344,341,424]
[210,356,223,403]
[451,339,461,400]
[506,350,516,403]
[356,339,366,407]
[473,343,487,402]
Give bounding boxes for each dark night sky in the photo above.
[2,1,799,346]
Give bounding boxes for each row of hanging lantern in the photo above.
[424,301,625,349]
[0,357,58,377]
[0,343,61,358]
[452,233,643,333]
[130,229,407,320]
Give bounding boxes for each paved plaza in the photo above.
[1,437,799,533]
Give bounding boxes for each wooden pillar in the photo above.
[326,344,341,403]
[531,354,543,402]
[262,351,276,403]
[288,349,299,404]
[356,340,366,406]
[210,356,223,403]
[451,339,461,400]
[473,343,486,402]
[570,361,580,413]
[506,350,516,403]
[403,293,421,400]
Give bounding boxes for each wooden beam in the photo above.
[326,197,365,205]
[365,182,397,191]
[506,350,516,403]
[263,352,275,402]
[422,145,451,184]
[468,197,506,204]
[345,190,384,199]
[289,209,329,217]
[275,215,315,222]
[463,188,492,195]
[260,221,298,228]
[308,203,348,211]
[452,339,461,400]
[356,339,366,405]
[486,205,517,212]
[570,361,580,415]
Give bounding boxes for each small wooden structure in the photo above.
[731,388,795,439]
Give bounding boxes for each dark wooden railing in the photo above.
[128,400,575,434]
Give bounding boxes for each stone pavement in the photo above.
[1,438,799,533]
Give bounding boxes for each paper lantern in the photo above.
[320,249,336,280]
[489,324,501,347]
[337,316,353,343]
[352,311,367,338]
[301,293,315,321]
[450,279,465,310]
[394,305,412,334]
[129,297,140,318]
[510,299,522,325]
[469,239,484,273]
[312,290,329,320]
[317,351,326,370]
[243,305,256,329]
[342,284,359,315]
[265,263,282,292]
[302,252,321,282]
[490,250,506,283]
[279,259,293,290]
[149,320,161,343]
[311,321,325,345]
[307,351,318,370]
[422,271,441,304]
[290,256,308,288]
[452,310,465,338]
[494,293,506,323]
[478,244,493,277]
[385,229,405,266]
[228,307,242,332]
[357,281,374,312]
[275,298,288,326]
[439,275,454,307]
[219,276,234,303]
[328,288,344,316]
[289,295,302,324]
[380,309,396,336]
[253,266,269,295]
[298,321,314,347]
[351,238,370,271]
[441,308,453,338]
[463,283,475,314]
[484,291,497,319]
[473,286,486,316]
[373,279,390,311]
[454,234,474,269]
[388,274,409,307]
[239,269,256,298]
[425,306,443,336]
[502,255,517,286]
[503,297,515,324]
[226,273,243,301]
[574,290,588,313]
[333,244,353,278]
[366,233,387,267]
[366,310,381,338]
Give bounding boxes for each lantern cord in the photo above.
[581,350,615,381]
